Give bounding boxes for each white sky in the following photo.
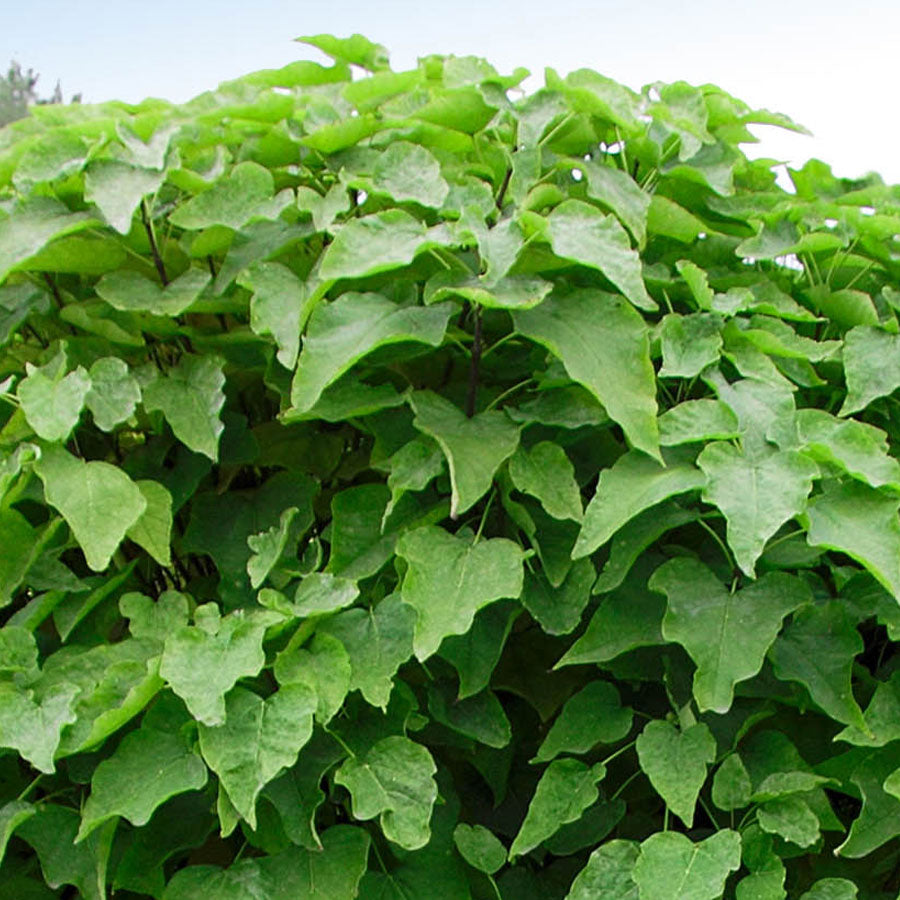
[5,0,899,185]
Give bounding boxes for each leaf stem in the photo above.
[610,768,642,801]
[698,794,721,830]
[485,378,534,412]
[488,874,504,900]
[473,490,496,544]
[696,517,737,573]
[601,739,637,768]
[324,725,356,759]
[16,774,42,802]
[141,199,169,286]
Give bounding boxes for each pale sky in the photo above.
[5,0,899,185]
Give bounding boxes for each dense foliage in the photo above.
[0,31,899,899]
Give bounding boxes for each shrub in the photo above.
[1,31,899,900]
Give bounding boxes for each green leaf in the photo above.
[291,572,359,616]
[711,754,752,811]
[804,480,900,600]
[697,442,817,577]
[632,830,741,900]
[84,160,166,234]
[565,840,639,900]
[658,313,722,378]
[199,684,316,828]
[382,438,445,522]
[508,441,583,521]
[247,507,298,589]
[397,525,524,660]
[546,200,655,312]
[0,197,98,283]
[120,590,190,643]
[647,194,705,243]
[796,409,900,491]
[273,632,350,725]
[127,480,173,566]
[582,158,649,246]
[769,601,866,729]
[77,725,207,840]
[243,261,307,368]
[757,795,820,848]
[840,326,900,414]
[335,735,437,850]
[521,557,594,635]
[84,357,141,431]
[159,605,270,725]
[372,141,449,208]
[320,594,416,709]
[533,680,632,762]
[96,268,211,316]
[297,33,390,70]
[556,572,666,666]
[169,161,289,230]
[429,683,511,748]
[835,671,900,747]
[836,747,900,857]
[162,825,370,899]
[574,449,704,559]
[453,823,506,875]
[0,679,78,772]
[18,355,90,442]
[424,270,553,310]
[318,210,435,281]
[143,354,226,461]
[652,559,810,713]
[0,800,35,865]
[35,443,147,572]
[799,879,858,900]
[410,391,520,518]
[635,720,716,827]
[18,805,115,900]
[289,295,451,414]
[513,290,659,458]
[676,260,715,310]
[658,399,739,446]
[509,759,606,859]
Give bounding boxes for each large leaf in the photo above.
[143,354,226,461]
[546,200,655,311]
[335,735,437,850]
[513,290,659,458]
[509,758,606,859]
[397,525,524,660]
[35,443,147,572]
[508,440,583,521]
[289,295,452,414]
[840,326,900,414]
[635,720,716,827]
[95,268,211,315]
[565,840,639,900]
[410,391,520,518]
[652,559,810,712]
[77,725,207,840]
[162,825,370,899]
[574,449,704,558]
[632,830,741,900]
[18,356,90,442]
[804,480,900,600]
[697,442,817,577]
[198,684,316,828]
[159,606,270,725]
[84,160,166,234]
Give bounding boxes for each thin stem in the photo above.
[141,199,169,286]
[696,517,737,572]
[663,807,670,832]
[488,874,504,900]
[495,166,513,211]
[482,331,519,359]
[323,725,356,759]
[538,112,576,147]
[473,490,496,544]
[42,273,64,309]
[428,248,451,270]
[764,528,806,553]
[485,378,534,412]
[698,794,721,830]
[17,774,42,802]
[610,768,643,801]
[601,739,637,768]
[465,305,482,418]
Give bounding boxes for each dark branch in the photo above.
[141,199,169,286]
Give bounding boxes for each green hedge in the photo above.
[1,31,899,899]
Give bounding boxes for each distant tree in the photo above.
[0,61,80,127]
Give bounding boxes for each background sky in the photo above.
[5,0,898,186]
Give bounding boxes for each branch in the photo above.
[141,199,169,286]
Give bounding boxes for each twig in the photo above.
[141,199,169,285]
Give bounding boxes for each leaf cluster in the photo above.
[0,31,899,899]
